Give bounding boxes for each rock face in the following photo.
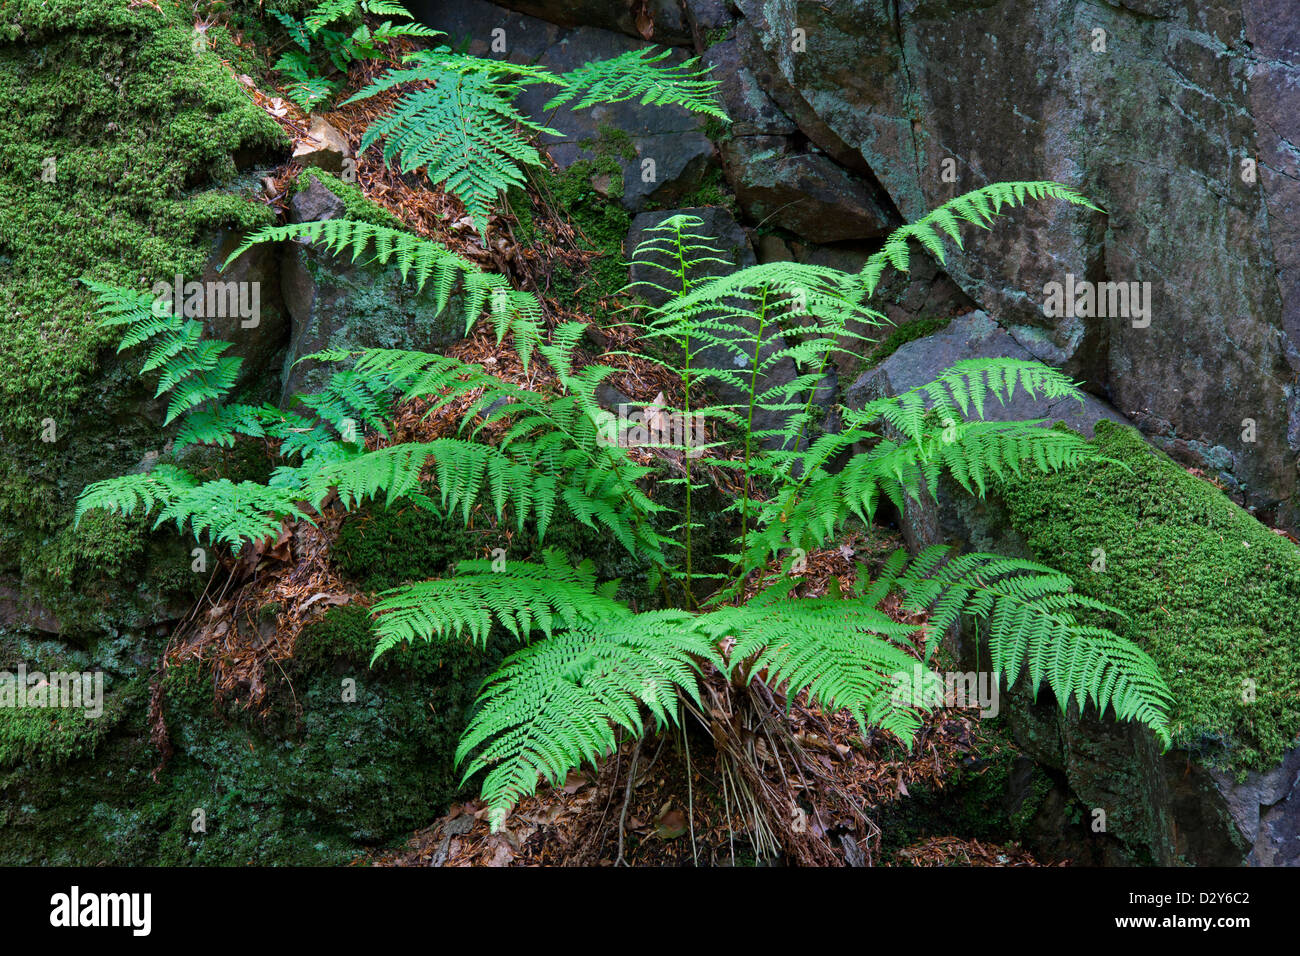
[732,0,1300,529]
[278,177,465,400]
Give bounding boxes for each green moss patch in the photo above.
[996,421,1300,773]
[0,0,286,636]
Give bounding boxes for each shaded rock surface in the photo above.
[733,0,1300,529]
[279,177,465,400]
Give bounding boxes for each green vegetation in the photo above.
[997,421,1300,773]
[862,314,955,370]
[0,0,284,635]
[78,178,1174,832]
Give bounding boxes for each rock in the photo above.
[847,311,1126,440]
[704,37,795,137]
[288,174,347,224]
[721,135,891,243]
[684,0,734,34]
[278,179,464,400]
[516,25,717,212]
[485,0,692,45]
[198,229,289,394]
[411,4,719,213]
[1210,746,1300,866]
[734,0,1300,529]
[290,117,351,174]
[279,243,466,401]
[405,0,561,63]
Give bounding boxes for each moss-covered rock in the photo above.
[0,0,287,640]
[957,421,1300,864]
[0,604,510,864]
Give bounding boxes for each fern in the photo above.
[347,44,727,235]
[457,610,722,831]
[272,1,440,112]
[370,550,627,656]
[543,47,727,120]
[80,181,1177,840]
[81,278,243,424]
[225,220,545,365]
[883,547,1172,745]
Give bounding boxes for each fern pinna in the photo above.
[77,181,1173,836]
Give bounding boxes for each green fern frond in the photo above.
[370,549,627,655]
[225,221,545,362]
[544,47,728,121]
[456,610,720,831]
[881,546,1172,746]
[698,582,929,740]
[860,181,1101,294]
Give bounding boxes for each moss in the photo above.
[0,0,286,637]
[646,165,735,215]
[534,127,634,313]
[290,168,404,229]
[0,603,511,864]
[995,421,1300,772]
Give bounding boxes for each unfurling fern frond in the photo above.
[456,610,722,831]
[878,546,1173,746]
[224,220,545,363]
[544,47,729,121]
[370,549,627,656]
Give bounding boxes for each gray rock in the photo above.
[847,311,1126,439]
[288,175,347,224]
[685,0,734,34]
[722,135,891,243]
[515,26,718,212]
[733,0,1300,529]
[1210,746,1300,865]
[704,37,795,137]
[406,0,561,64]
[277,182,463,400]
[846,310,1129,557]
[485,0,692,45]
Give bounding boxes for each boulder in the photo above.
[484,0,692,45]
[278,179,464,400]
[733,0,1300,529]
[721,135,891,243]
